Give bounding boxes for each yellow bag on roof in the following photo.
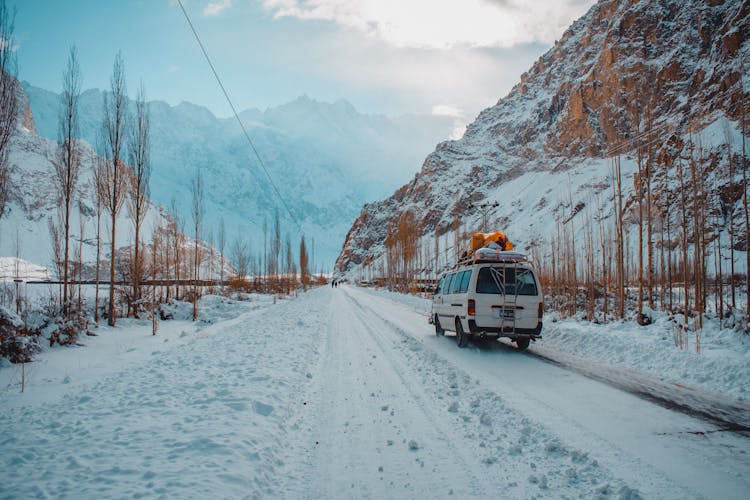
[470,232,514,252]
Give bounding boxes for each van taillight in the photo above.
[468,299,475,316]
[538,301,544,318]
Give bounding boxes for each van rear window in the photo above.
[475,267,538,296]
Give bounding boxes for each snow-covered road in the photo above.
[2,286,749,499]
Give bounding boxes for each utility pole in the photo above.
[472,201,499,232]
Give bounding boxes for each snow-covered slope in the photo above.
[0,120,168,274]
[336,0,749,276]
[22,84,455,267]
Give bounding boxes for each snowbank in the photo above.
[542,313,750,402]
[0,289,324,498]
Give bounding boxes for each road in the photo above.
[281,286,750,499]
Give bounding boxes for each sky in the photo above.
[15,0,595,127]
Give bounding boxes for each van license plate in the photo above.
[498,309,514,319]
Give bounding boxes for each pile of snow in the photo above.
[158,293,287,323]
[542,313,750,402]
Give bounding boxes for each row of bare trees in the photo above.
[47,49,153,328]
[539,124,750,341]
[228,211,319,295]
[1,14,321,340]
[382,210,424,292]
[0,0,17,237]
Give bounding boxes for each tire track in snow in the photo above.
[283,288,482,498]
[282,287,392,498]
[342,287,645,499]
[346,286,750,499]
[526,342,750,431]
[342,289,487,497]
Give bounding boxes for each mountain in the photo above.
[335,0,749,278]
[0,89,168,271]
[21,84,455,267]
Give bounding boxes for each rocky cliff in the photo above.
[335,0,749,277]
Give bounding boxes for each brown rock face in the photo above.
[335,0,750,275]
[23,103,35,135]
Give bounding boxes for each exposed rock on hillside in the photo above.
[336,0,749,276]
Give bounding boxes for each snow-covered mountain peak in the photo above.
[16,82,456,266]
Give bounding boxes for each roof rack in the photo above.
[451,248,529,269]
[473,248,528,263]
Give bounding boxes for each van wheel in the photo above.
[515,337,530,350]
[455,319,469,348]
[434,315,444,336]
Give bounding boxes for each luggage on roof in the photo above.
[470,232,514,253]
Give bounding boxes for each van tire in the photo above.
[515,337,530,350]
[455,319,469,348]
[434,315,444,336]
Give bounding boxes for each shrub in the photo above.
[0,306,41,363]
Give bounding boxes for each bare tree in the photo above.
[76,202,85,321]
[170,201,185,300]
[191,170,203,321]
[284,234,293,294]
[127,82,150,318]
[48,215,64,309]
[54,46,83,319]
[677,157,690,331]
[218,216,225,288]
[232,238,249,282]
[93,152,104,324]
[151,222,161,335]
[272,210,281,292]
[100,52,129,326]
[0,0,16,226]
[723,124,736,310]
[744,148,750,322]
[262,216,268,292]
[299,235,309,290]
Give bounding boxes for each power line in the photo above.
[175,0,303,233]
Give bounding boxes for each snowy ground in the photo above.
[2,286,749,499]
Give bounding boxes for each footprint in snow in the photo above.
[252,401,274,416]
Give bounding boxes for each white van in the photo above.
[430,251,543,349]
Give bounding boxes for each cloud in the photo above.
[432,104,463,118]
[260,0,595,49]
[203,0,233,16]
[432,105,469,140]
[259,22,545,131]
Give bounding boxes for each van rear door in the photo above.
[473,265,540,330]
